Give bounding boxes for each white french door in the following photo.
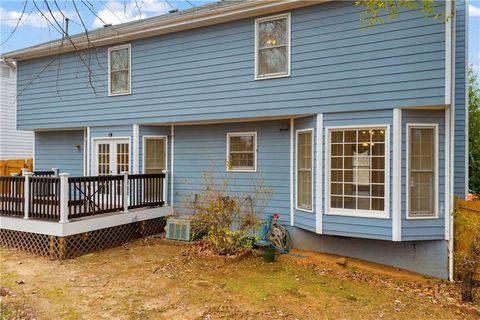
[93,139,130,204]
[94,139,130,175]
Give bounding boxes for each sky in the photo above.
[0,0,479,75]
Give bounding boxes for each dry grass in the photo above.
[0,238,478,320]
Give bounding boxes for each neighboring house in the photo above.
[0,0,468,278]
[0,60,33,160]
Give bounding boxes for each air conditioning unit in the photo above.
[165,217,192,241]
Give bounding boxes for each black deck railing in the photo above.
[29,176,60,220]
[68,175,125,219]
[0,173,166,222]
[128,174,165,209]
[0,176,25,217]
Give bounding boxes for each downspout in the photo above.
[448,0,456,282]
[170,124,174,207]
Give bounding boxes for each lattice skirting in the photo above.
[0,217,166,259]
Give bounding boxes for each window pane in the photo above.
[329,127,387,214]
[145,138,166,173]
[259,47,287,76]
[297,131,312,210]
[258,18,287,48]
[409,127,435,217]
[228,134,255,170]
[111,70,129,93]
[110,48,129,71]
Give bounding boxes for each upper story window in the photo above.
[407,124,438,219]
[108,44,131,96]
[227,132,257,172]
[255,13,290,80]
[327,127,389,218]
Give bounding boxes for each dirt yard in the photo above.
[0,238,478,320]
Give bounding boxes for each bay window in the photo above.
[328,127,389,217]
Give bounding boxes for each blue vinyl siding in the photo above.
[173,120,291,225]
[454,0,467,198]
[16,1,446,130]
[322,110,393,241]
[35,130,84,176]
[401,110,445,241]
[294,116,316,232]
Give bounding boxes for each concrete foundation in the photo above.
[287,227,449,279]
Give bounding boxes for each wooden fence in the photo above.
[454,197,480,280]
[0,159,33,176]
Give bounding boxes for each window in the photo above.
[296,129,313,211]
[227,132,257,172]
[328,127,388,217]
[108,44,131,95]
[407,125,438,218]
[144,137,167,174]
[255,13,290,79]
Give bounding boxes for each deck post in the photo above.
[23,172,33,219]
[122,172,129,213]
[21,168,28,176]
[59,173,70,223]
[162,170,168,206]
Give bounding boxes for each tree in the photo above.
[469,66,480,196]
[355,0,448,26]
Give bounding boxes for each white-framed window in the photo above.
[142,136,168,174]
[255,13,291,80]
[226,132,257,172]
[326,126,390,218]
[296,129,314,212]
[407,124,438,219]
[108,44,131,96]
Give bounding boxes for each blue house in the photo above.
[0,0,468,279]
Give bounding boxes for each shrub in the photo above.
[185,171,272,255]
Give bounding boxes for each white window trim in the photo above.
[254,12,291,80]
[295,128,314,213]
[406,123,439,220]
[142,135,168,174]
[226,132,257,172]
[108,44,132,96]
[91,136,131,175]
[325,125,391,219]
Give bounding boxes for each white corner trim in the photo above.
[133,124,139,174]
[445,0,452,105]
[170,125,174,207]
[316,113,323,234]
[295,128,314,213]
[32,131,36,171]
[107,44,132,97]
[405,123,440,220]
[254,12,291,80]
[226,132,258,172]
[445,109,451,240]
[392,109,402,241]
[290,118,295,226]
[86,127,91,176]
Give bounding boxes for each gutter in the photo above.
[2,0,328,62]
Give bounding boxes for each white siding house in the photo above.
[0,60,32,160]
